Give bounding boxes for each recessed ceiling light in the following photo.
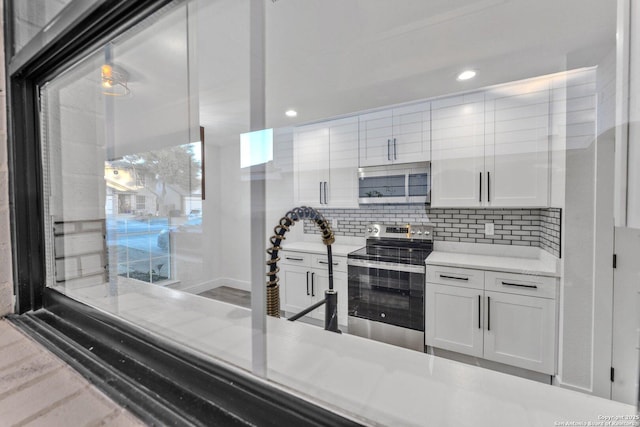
[457,70,477,81]
[285,109,298,117]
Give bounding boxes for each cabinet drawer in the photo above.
[425,265,484,290]
[280,251,311,267]
[485,271,557,299]
[311,254,347,273]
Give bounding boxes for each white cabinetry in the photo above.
[425,265,557,374]
[425,283,484,357]
[280,250,348,327]
[431,77,551,208]
[359,102,431,167]
[431,92,485,207]
[485,80,551,207]
[294,117,358,208]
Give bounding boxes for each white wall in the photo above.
[609,0,640,404]
[214,143,252,290]
[628,0,640,228]
[265,127,300,245]
[0,8,12,316]
[592,51,617,397]
[552,69,602,392]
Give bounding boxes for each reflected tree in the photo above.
[120,144,201,215]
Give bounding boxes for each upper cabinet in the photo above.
[485,80,551,207]
[359,102,431,167]
[430,92,486,207]
[292,74,560,209]
[431,79,551,208]
[293,116,359,208]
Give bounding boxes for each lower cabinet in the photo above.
[279,251,348,327]
[425,284,484,358]
[425,265,558,375]
[483,290,556,374]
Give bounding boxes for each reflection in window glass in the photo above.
[11,0,74,55]
[104,142,201,284]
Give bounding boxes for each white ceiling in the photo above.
[115,0,616,146]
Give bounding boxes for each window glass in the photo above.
[10,0,73,55]
[40,2,253,374]
[35,0,640,423]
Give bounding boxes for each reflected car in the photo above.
[157,216,202,249]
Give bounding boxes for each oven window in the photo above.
[348,265,424,331]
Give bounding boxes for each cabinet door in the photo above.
[359,110,393,166]
[327,117,359,208]
[425,283,484,357]
[312,267,348,327]
[293,124,329,207]
[392,102,431,164]
[333,272,348,328]
[281,264,312,318]
[312,255,348,326]
[484,291,556,374]
[485,81,550,207]
[308,268,330,321]
[431,93,486,207]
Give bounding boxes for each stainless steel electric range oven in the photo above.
[347,223,433,351]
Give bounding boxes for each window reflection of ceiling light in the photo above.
[101,64,131,96]
[285,109,298,117]
[457,70,477,81]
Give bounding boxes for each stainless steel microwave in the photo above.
[358,162,431,204]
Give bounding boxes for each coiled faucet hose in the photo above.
[266,206,334,317]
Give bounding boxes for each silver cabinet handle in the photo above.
[501,281,538,289]
[306,271,310,295]
[285,256,304,261]
[487,171,491,202]
[319,182,323,204]
[393,138,397,159]
[387,139,391,160]
[487,296,491,331]
[479,172,482,202]
[478,295,481,329]
[440,274,469,281]
[311,272,315,297]
[324,182,328,205]
[318,261,339,266]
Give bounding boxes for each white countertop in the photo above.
[283,241,363,257]
[426,242,560,277]
[61,279,633,427]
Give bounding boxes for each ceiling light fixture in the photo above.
[101,64,131,96]
[285,109,298,117]
[457,70,477,81]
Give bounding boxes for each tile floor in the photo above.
[0,319,145,427]
[198,286,251,309]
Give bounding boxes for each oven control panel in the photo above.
[365,223,434,240]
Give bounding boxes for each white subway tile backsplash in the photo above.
[304,206,562,257]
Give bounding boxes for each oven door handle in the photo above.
[347,258,425,274]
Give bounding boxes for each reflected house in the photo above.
[104,162,200,217]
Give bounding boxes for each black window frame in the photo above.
[5,0,174,314]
